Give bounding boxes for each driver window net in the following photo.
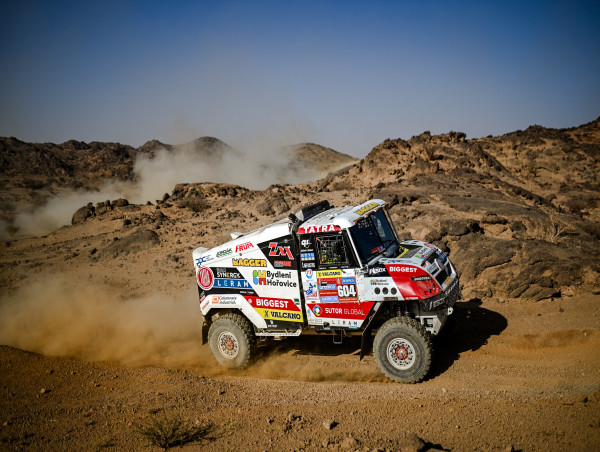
[315,235,349,266]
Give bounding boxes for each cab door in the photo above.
[302,231,372,329]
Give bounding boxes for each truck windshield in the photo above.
[350,209,397,264]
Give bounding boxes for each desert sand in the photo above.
[0,119,599,450]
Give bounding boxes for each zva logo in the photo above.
[268,242,294,260]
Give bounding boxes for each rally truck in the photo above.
[193,199,461,383]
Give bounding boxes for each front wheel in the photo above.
[373,317,433,383]
[208,313,256,369]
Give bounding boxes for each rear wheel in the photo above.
[208,313,256,369]
[373,317,433,383]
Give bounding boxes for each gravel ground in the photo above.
[1,296,599,451]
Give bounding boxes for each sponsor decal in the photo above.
[317,269,343,278]
[305,282,316,297]
[429,298,445,310]
[370,278,390,285]
[320,296,339,303]
[300,252,315,260]
[212,296,219,304]
[386,263,430,300]
[368,266,387,275]
[306,302,374,320]
[312,305,322,316]
[216,248,232,258]
[318,282,337,291]
[324,305,360,316]
[337,278,357,301]
[300,239,312,248]
[207,267,253,291]
[268,242,294,260]
[232,258,267,267]
[197,267,214,290]
[415,249,433,260]
[330,319,359,328]
[253,270,266,285]
[216,295,238,305]
[302,263,315,268]
[200,300,209,310]
[443,275,453,286]
[253,298,291,309]
[235,242,254,253]
[305,268,314,279]
[354,202,379,215]
[316,271,358,302]
[252,270,298,288]
[195,255,213,266]
[214,278,251,289]
[267,311,302,320]
[317,277,339,297]
[245,296,304,323]
[215,268,243,279]
[388,265,418,273]
[298,224,341,234]
[259,236,298,271]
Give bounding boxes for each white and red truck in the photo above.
[193,199,460,383]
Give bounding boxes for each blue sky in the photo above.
[1,0,599,157]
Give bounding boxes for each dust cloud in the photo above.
[245,354,385,383]
[0,276,214,369]
[2,133,320,240]
[0,275,383,383]
[10,183,129,238]
[132,138,314,205]
[511,329,600,350]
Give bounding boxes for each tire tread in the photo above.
[373,316,433,384]
[208,312,256,369]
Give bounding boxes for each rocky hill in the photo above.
[0,136,358,237]
[1,117,598,303]
[0,117,599,451]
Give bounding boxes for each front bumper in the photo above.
[419,277,461,312]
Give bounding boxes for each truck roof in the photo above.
[297,199,387,234]
[192,199,388,259]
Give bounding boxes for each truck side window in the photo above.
[315,234,349,267]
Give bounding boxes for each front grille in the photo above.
[429,251,451,286]
[434,265,450,286]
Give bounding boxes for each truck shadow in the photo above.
[255,298,507,381]
[256,333,364,359]
[428,298,508,380]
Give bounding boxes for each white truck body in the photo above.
[193,199,460,340]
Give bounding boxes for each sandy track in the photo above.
[1,296,599,451]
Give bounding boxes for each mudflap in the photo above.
[359,302,381,360]
[200,317,210,345]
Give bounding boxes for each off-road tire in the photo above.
[208,313,256,369]
[373,316,433,383]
